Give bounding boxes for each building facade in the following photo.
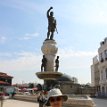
[91,37,107,97]
[91,56,100,95]
[0,72,13,86]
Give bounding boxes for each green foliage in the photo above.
[29,83,34,88]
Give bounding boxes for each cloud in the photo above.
[0,50,95,84]
[57,49,96,84]
[0,36,6,44]
[56,0,107,25]
[76,10,107,25]
[58,49,96,72]
[0,49,96,72]
[0,52,12,58]
[58,48,97,58]
[0,51,43,84]
[0,52,41,71]
[19,32,39,40]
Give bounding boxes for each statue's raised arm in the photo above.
[47,7,53,18]
[46,7,57,40]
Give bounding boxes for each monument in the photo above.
[36,7,62,91]
[36,7,96,107]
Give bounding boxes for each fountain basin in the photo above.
[36,72,63,80]
[63,95,96,107]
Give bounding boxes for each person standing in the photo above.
[45,88,68,107]
[37,92,46,107]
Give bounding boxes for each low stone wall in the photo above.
[63,98,95,107]
[13,94,96,107]
[13,95,37,102]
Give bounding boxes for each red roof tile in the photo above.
[0,72,13,78]
[0,81,9,85]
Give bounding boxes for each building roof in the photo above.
[0,72,13,78]
[0,81,10,85]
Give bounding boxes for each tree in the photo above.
[29,83,34,88]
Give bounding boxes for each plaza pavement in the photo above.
[1,98,107,107]
[92,98,107,107]
[2,96,107,107]
[2,99,39,107]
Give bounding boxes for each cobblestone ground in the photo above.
[2,99,38,107]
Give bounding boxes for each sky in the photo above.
[0,0,107,84]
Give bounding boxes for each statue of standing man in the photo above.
[47,7,57,40]
[55,56,59,72]
[41,55,47,72]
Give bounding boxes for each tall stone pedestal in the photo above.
[41,40,58,71]
[36,39,62,90]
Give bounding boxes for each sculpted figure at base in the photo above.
[55,56,59,72]
[41,55,47,72]
[47,7,57,40]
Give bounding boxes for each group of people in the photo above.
[37,88,68,107]
[41,55,59,72]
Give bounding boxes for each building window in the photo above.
[105,68,107,79]
[104,50,107,60]
[102,86,105,94]
[101,71,103,80]
[99,53,104,62]
[100,41,105,46]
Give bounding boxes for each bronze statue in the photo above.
[41,55,47,72]
[47,7,57,40]
[55,56,59,71]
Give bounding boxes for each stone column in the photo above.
[41,40,58,72]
